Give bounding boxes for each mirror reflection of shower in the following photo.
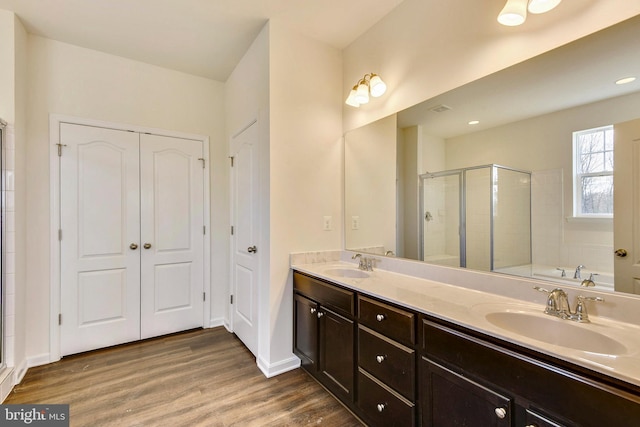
[420,164,532,272]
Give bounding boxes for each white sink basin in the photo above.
[322,267,370,279]
[483,310,627,355]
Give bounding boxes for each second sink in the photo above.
[322,267,370,279]
[474,305,627,355]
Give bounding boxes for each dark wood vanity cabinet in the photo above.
[292,271,640,427]
[293,273,355,402]
[356,296,417,426]
[420,318,640,427]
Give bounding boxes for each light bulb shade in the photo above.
[528,0,561,14]
[497,0,527,26]
[345,88,360,107]
[369,74,387,97]
[355,82,370,104]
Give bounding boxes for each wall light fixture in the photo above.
[498,0,561,26]
[345,73,387,107]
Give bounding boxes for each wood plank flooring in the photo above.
[4,327,363,427]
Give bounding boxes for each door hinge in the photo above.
[230,295,234,304]
[56,143,67,157]
[203,292,206,302]
[198,158,205,168]
[58,313,62,325]
[229,156,234,167]
[231,225,234,235]
[58,229,62,241]
[203,225,206,235]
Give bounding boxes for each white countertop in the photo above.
[291,259,640,389]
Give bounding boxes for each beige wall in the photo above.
[343,0,640,132]
[345,114,397,254]
[25,36,226,361]
[267,21,343,370]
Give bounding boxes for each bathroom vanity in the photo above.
[292,258,640,427]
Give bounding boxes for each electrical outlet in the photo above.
[351,216,360,230]
[323,216,332,231]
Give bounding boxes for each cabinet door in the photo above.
[421,358,512,427]
[294,293,318,370]
[319,306,355,401]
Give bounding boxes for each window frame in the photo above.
[572,125,614,219]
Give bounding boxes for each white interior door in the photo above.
[60,123,141,356]
[140,134,204,339]
[614,118,640,294]
[231,122,260,355]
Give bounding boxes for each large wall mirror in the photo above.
[345,15,640,295]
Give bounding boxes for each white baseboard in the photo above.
[208,317,225,328]
[12,359,28,385]
[257,354,301,378]
[0,367,14,402]
[27,353,52,369]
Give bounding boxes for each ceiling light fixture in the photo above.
[345,73,387,108]
[615,77,637,85]
[498,0,562,26]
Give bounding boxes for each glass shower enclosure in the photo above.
[420,164,531,272]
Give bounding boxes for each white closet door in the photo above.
[230,122,260,355]
[60,124,141,356]
[139,134,204,339]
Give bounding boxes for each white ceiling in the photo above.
[398,14,640,138]
[0,0,405,81]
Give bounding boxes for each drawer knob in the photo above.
[494,407,507,419]
[377,403,386,413]
[310,308,316,314]
[376,314,386,322]
[376,355,386,363]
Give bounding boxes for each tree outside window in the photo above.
[573,125,614,217]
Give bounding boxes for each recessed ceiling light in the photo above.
[468,120,480,125]
[616,77,636,85]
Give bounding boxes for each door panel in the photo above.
[60,123,141,356]
[231,122,260,355]
[614,118,640,294]
[140,134,204,339]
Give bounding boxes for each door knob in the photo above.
[248,246,257,253]
[615,248,628,257]
[129,243,138,250]
[143,243,152,249]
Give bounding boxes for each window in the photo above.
[573,125,614,217]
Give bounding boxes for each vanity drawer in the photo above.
[358,295,416,345]
[358,325,415,400]
[357,368,415,427]
[293,272,355,316]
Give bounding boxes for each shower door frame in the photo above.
[419,169,466,267]
[419,164,532,271]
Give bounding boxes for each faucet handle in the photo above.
[573,295,604,323]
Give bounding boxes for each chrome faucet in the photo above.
[534,286,604,322]
[573,265,585,279]
[351,253,364,270]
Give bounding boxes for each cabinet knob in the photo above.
[376,403,386,413]
[376,314,386,322]
[376,355,386,363]
[317,311,324,318]
[310,308,316,314]
[143,243,152,249]
[129,243,138,250]
[494,407,507,419]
